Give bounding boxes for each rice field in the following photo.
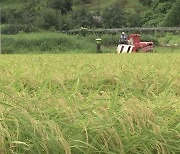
[0,53,180,154]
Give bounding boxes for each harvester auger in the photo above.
[117,34,154,53]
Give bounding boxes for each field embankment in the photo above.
[2,32,180,54]
[1,32,96,54]
[159,34,180,46]
[2,32,121,54]
[0,54,180,153]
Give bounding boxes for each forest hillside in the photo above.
[1,0,180,34]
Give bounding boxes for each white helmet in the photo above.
[122,32,125,35]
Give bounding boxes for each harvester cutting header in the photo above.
[117,32,154,53]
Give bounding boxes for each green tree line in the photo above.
[1,0,180,34]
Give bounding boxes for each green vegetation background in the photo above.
[1,0,180,34]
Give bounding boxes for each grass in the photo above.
[1,32,122,54]
[1,32,96,54]
[0,53,180,153]
[154,47,180,53]
[159,34,180,46]
[2,32,168,54]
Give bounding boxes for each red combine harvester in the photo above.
[117,34,154,53]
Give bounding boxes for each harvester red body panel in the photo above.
[117,34,154,53]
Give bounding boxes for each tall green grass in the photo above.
[154,47,180,53]
[0,54,180,153]
[2,32,165,54]
[2,32,96,54]
[1,32,122,54]
[159,34,180,46]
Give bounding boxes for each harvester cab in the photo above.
[117,34,154,53]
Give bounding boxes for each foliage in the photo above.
[127,6,144,27]
[1,0,40,34]
[127,13,142,27]
[139,0,152,6]
[1,24,39,35]
[81,0,90,4]
[2,32,180,54]
[4,0,40,25]
[36,9,63,30]
[48,0,73,14]
[163,0,180,27]
[141,34,159,46]
[101,34,120,46]
[141,1,173,27]
[1,33,95,54]
[1,0,73,33]
[1,9,12,24]
[61,15,73,30]
[159,33,180,46]
[102,2,127,28]
[158,0,176,2]
[1,0,180,29]
[71,8,93,28]
[21,0,40,25]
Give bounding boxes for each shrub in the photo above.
[127,13,142,27]
[0,9,12,24]
[141,1,174,27]
[102,2,127,28]
[61,15,73,30]
[1,24,39,35]
[101,34,120,46]
[159,33,180,45]
[71,8,93,28]
[1,0,40,34]
[141,35,159,46]
[36,9,63,30]
[48,0,73,14]
[163,0,180,27]
[139,0,152,6]
[1,33,95,53]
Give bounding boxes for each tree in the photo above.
[163,0,180,27]
[71,8,93,28]
[127,13,142,27]
[81,0,90,4]
[139,0,152,6]
[158,0,175,2]
[127,6,143,27]
[36,9,63,30]
[140,0,175,27]
[49,0,72,14]
[102,3,127,28]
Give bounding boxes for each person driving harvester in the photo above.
[119,32,127,44]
